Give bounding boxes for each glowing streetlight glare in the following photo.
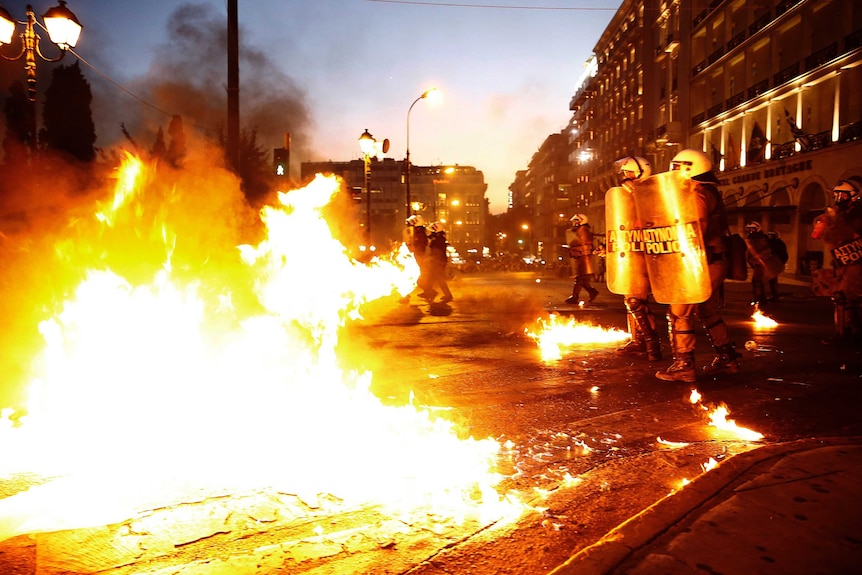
[450,199,461,207]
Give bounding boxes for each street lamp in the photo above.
[359,129,376,250]
[0,1,83,150]
[358,129,389,251]
[405,87,438,221]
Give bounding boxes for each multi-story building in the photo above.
[565,0,862,276]
[300,159,487,258]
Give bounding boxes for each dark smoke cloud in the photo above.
[93,2,313,166]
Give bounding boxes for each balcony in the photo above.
[727,30,746,50]
[839,121,862,143]
[774,62,800,86]
[776,0,803,18]
[707,102,724,119]
[692,59,708,77]
[691,111,706,127]
[749,13,771,36]
[708,46,726,64]
[771,141,795,160]
[726,91,745,109]
[805,42,838,72]
[748,78,770,99]
[808,130,832,151]
[847,29,862,52]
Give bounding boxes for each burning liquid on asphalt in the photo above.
[0,152,520,540]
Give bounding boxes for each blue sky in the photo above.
[27,0,618,213]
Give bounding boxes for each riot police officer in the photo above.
[655,149,740,383]
[813,179,862,343]
[565,214,599,304]
[608,156,662,361]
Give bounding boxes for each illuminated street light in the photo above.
[405,87,438,221]
[0,1,83,150]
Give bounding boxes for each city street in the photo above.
[0,270,859,574]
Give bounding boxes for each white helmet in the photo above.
[430,221,446,233]
[406,215,425,227]
[615,156,652,182]
[670,149,715,182]
[745,221,761,234]
[833,180,860,208]
[570,214,588,226]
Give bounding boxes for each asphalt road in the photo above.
[1,270,859,575]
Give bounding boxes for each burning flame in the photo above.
[752,305,778,329]
[0,153,519,541]
[688,388,764,441]
[525,314,629,361]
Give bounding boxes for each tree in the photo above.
[2,80,30,166]
[41,61,96,162]
[149,127,167,160]
[166,114,187,168]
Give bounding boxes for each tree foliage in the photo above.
[41,61,96,162]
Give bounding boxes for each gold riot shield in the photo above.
[631,171,710,304]
[605,186,650,296]
[744,237,786,280]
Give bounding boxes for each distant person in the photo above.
[405,215,432,299]
[744,221,771,307]
[426,221,453,303]
[594,242,607,282]
[565,214,599,304]
[766,230,789,301]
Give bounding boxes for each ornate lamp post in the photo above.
[358,129,389,252]
[0,1,83,150]
[405,87,438,221]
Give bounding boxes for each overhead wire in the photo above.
[68,47,217,134]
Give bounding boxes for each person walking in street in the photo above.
[766,230,789,301]
[654,149,741,383]
[744,220,785,308]
[744,221,771,307]
[426,221,453,303]
[565,214,599,304]
[811,179,862,344]
[405,215,433,299]
[608,156,662,362]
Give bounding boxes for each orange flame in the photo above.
[525,314,629,361]
[0,155,521,541]
[688,388,764,441]
[752,305,778,329]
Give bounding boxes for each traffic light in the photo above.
[273,147,289,177]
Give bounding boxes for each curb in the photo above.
[546,436,862,575]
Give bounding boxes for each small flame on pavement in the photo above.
[688,388,764,441]
[525,314,629,362]
[752,305,778,329]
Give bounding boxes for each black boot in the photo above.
[703,343,740,375]
[645,337,662,361]
[656,351,696,383]
[617,333,646,355]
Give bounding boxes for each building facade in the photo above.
[300,159,487,258]
[559,0,862,276]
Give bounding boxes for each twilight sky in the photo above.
[13,0,618,213]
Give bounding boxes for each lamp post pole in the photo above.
[0,2,83,150]
[358,129,376,249]
[405,88,437,222]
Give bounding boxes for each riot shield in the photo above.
[744,236,785,280]
[605,186,650,296]
[631,171,711,304]
[565,226,595,277]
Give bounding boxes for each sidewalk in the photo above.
[548,437,862,575]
